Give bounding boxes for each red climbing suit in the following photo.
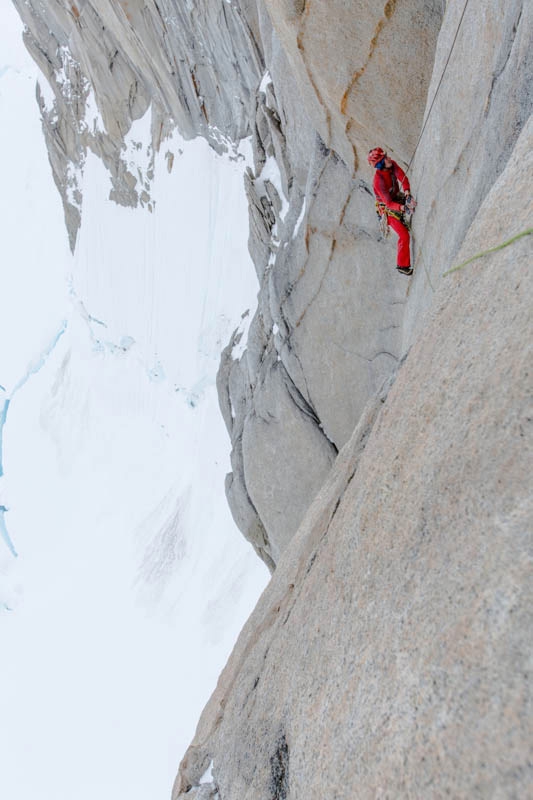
[373,160,411,269]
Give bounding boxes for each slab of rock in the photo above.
[173,113,533,800]
[13,0,443,565]
[218,0,442,564]
[213,0,531,569]
[404,0,533,345]
[264,0,443,169]
[15,0,531,580]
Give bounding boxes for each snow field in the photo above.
[0,6,268,798]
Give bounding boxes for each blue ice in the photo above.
[0,320,68,556]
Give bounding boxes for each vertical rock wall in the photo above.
[219,1,443,566]
[12,0,264,247]
[13,0,443,567]
[404,0,533,346]
[173,111,533,800]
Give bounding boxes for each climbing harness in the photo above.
[374,158,413,234]
[375,201,404,222]
[375,200,410,238]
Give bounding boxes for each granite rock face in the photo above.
[13,0,264,248]
[13,0,442,567]
[219,1,443,565]
[263,0,442,169]
[404,0,533,346]
[13,0,533,796]
[173,114,533,800]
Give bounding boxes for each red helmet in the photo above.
[367,147,386,167]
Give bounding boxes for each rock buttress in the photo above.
[174,114,533,800]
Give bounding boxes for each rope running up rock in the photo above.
[406,0,472,174]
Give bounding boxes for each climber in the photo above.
[368,147,417,276]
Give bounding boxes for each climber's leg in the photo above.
[388,215,411,268]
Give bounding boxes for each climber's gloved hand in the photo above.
[405,194,417,211]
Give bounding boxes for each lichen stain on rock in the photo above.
[304,224,315,252]
[296,0,312,43]
[118,1,133,24]
[340,0,398,115]
[190,70,209,124]
[352,143,359,173]
[346,120,360,172]
[384,0,397,20]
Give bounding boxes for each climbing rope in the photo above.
[406,0,472,174]
[443,229,533,276]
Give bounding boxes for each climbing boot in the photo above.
[396,265,413,276]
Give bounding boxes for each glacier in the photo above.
[0,5,268,799]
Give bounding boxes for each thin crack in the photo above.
[340,0,397,115]
[296,0,333,146]
[331,341,399,363]
[291,188,353,330]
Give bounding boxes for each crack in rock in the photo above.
[340,0,398,116]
